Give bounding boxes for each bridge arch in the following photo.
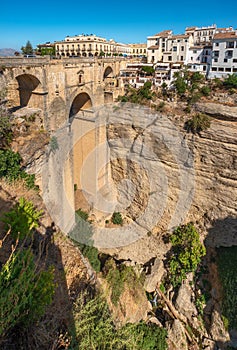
[103,66,114,80]
[69,92,93,119]
[16,74,42,107]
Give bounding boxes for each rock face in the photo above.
[195,102,237,121]
[167,319,188,350]
[175,280,197,319]
[103,103,237,260]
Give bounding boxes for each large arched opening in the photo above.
[16,74,41,107]
[68,92,95,211]
[69,92,92,119]
[103,66,114,80]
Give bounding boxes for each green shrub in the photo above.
[0,149,37,189]
[105,261,142,305]
[195,294,206,316]
[0,115,12,148]
[200,85,211,96]
[0,246,54,337]
[72,292,167,350]
[111,212,123,225]
[223,74,237,89]
[79,244,101,272]
[169,223,206,287]
[185,113,211,134]
[188,92,202,104]
[141,66,155,75]
[0,149,22,181]
[2,197,43,240]
[131,321,168,350]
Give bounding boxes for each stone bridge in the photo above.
[0,56,127,234]
[0,56,126,130]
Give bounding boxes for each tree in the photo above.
[21,40,33,55]
[141,66,155,75]
[185,113,211,134]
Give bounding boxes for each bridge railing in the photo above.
[0,56,143,69]
[0,56,51,66]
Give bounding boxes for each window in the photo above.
[212,67,217,71]
[214,58,218,62]
[213,51,219,58]
[181,46,184,51]
[218,67,224,71]
[233,59,237,63]
[180,56,184,61]
[225,68,231,72]
[193,50,197,53]
[226,41,234,48]
[168,56,172,61]
[173,46,177,52]
[215,42,219,46]
[191,57,193,61]
[224,58,228,62]
[152,49,155,53]
[233,68,237,72]
[225,50,233,58]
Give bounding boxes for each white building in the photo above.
[187,45,212,75]
[163,34,193,64]
[209,31,237,79]
[147,30,172,63]
[185,25,216,45]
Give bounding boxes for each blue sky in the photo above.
[1,0,237,50]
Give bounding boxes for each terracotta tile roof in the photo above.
[216,27,234,32]
[214,32,237,39]
[153,30,172,37]
[148,45,159,50]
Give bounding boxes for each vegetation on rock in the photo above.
[168,223,206,287]
[2,197,43,240]
[72,291,167,350]
[185,113,211,134]
[104,259,144,306]
[0,235,54,338]
[111,211,123,225]
[0,149,37,189]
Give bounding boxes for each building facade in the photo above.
[128,43,147,57]
[55,34,130,57]
[209,31,237,79]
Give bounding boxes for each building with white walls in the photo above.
[209,31,237,78]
